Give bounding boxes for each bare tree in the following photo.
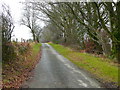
[1,4,14,44]
[21,2,41,42]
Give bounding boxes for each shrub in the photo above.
[2,43,16,62]
[17,43,31,55]
[84,39,96,53]
[2,42,31,62]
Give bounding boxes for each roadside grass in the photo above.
[49,43,119,86]
[33,43,42,52]
[2,43,41,88]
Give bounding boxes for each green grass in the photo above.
[33,43,42,53]
[49,43,118,85]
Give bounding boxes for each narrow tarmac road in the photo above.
[22,43,102,88]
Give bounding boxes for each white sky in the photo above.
[1,0,45,41]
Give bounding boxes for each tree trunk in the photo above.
[31,30,36,41]
[33,33,36,41]
[36,37,39,43]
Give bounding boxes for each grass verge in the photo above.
[2,43,41,88]
[49,43,119,88]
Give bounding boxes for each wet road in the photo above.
[22,43,102,88]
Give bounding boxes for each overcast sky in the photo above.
[1,0,45,41]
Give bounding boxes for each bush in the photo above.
[2,43,16,62]
[84,39,103,54]
[17,43,31,55]
[84,39,96,53]
[2,42,31,62]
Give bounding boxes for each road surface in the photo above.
[22,43,102,88]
